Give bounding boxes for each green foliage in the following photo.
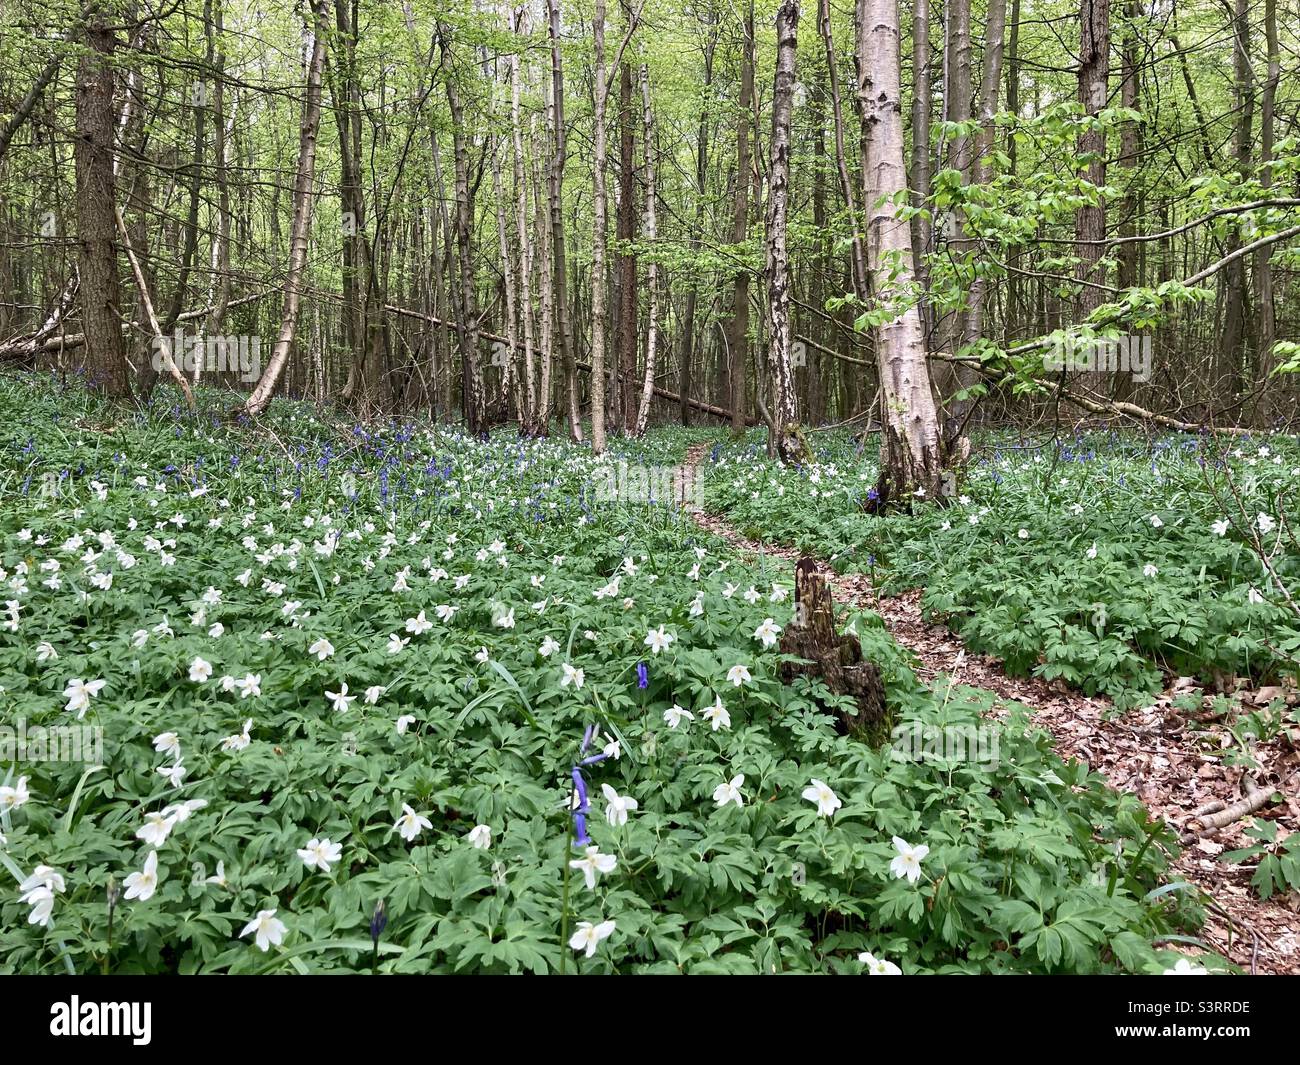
[706,428,1300,711]
[1221,819,1300,901]
[0,377,1198,973]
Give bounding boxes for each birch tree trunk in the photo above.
[633,57,658,436]
[510,7,538,433]
[727,1,755,438]
[590,0,610,454]
[243,1,327,417]
[858,0,946,505]
[616,4,638,435]
[533,126,554,432]
[548,0,581,440]
[764,0,807,464]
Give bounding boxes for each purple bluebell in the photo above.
[370,900,388,945]
[569,726,609,848]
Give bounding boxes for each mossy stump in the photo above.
[778,557,890,744]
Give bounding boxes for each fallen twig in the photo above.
[1195,776,1275,832]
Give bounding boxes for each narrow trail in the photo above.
[682,442,1299,975]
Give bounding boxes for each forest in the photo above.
[0,0,1297,981]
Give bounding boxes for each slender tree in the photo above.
[590,0,611,454]
[548,0,581,440]
[1075,0,1110,316]
[764,0,806,463]
[633,56,659,436]
[243,1,328,416]
[727,1,755,438]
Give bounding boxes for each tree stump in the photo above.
[778,557,889,743]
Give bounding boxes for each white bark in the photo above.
[858,0,945,503]
[764,0,806,463]
[633,57,658,436]
[590,0,610,454]
[243,1,327,417]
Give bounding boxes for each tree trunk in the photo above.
[535,96,554,432]
[935,0,975,435]
[202,0,233,387]
[73,4,132,398]
[117,18,158,397]
[909,0,932,281]
[728,1,755,439]
[817,0,869,302]
[590,0,611,453]
[633,57,659,436]
[510,6,538,434]
[1074,0,1109,316]
[859,0,946,505]
[1004,0,1021,338]
[548,0,581,441]
[1252,0,1279,425]
[616,7,638,435]
[441,33,487,436]
[959,0,1006,351]
[159,0,209,338]
[492,140,520,425]
[1218,0,1253,409]
[680,15,716,426]
[764,0,806,464]
[1112,0,1140,402]
[242,1,327,416]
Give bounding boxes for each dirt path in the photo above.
[683,442,1299,975]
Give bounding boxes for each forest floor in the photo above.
[683,442,1300,975]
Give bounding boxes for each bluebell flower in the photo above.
[570,726,611,848]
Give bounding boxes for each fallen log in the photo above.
[0,271,78,362]
[1,290,269,359]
